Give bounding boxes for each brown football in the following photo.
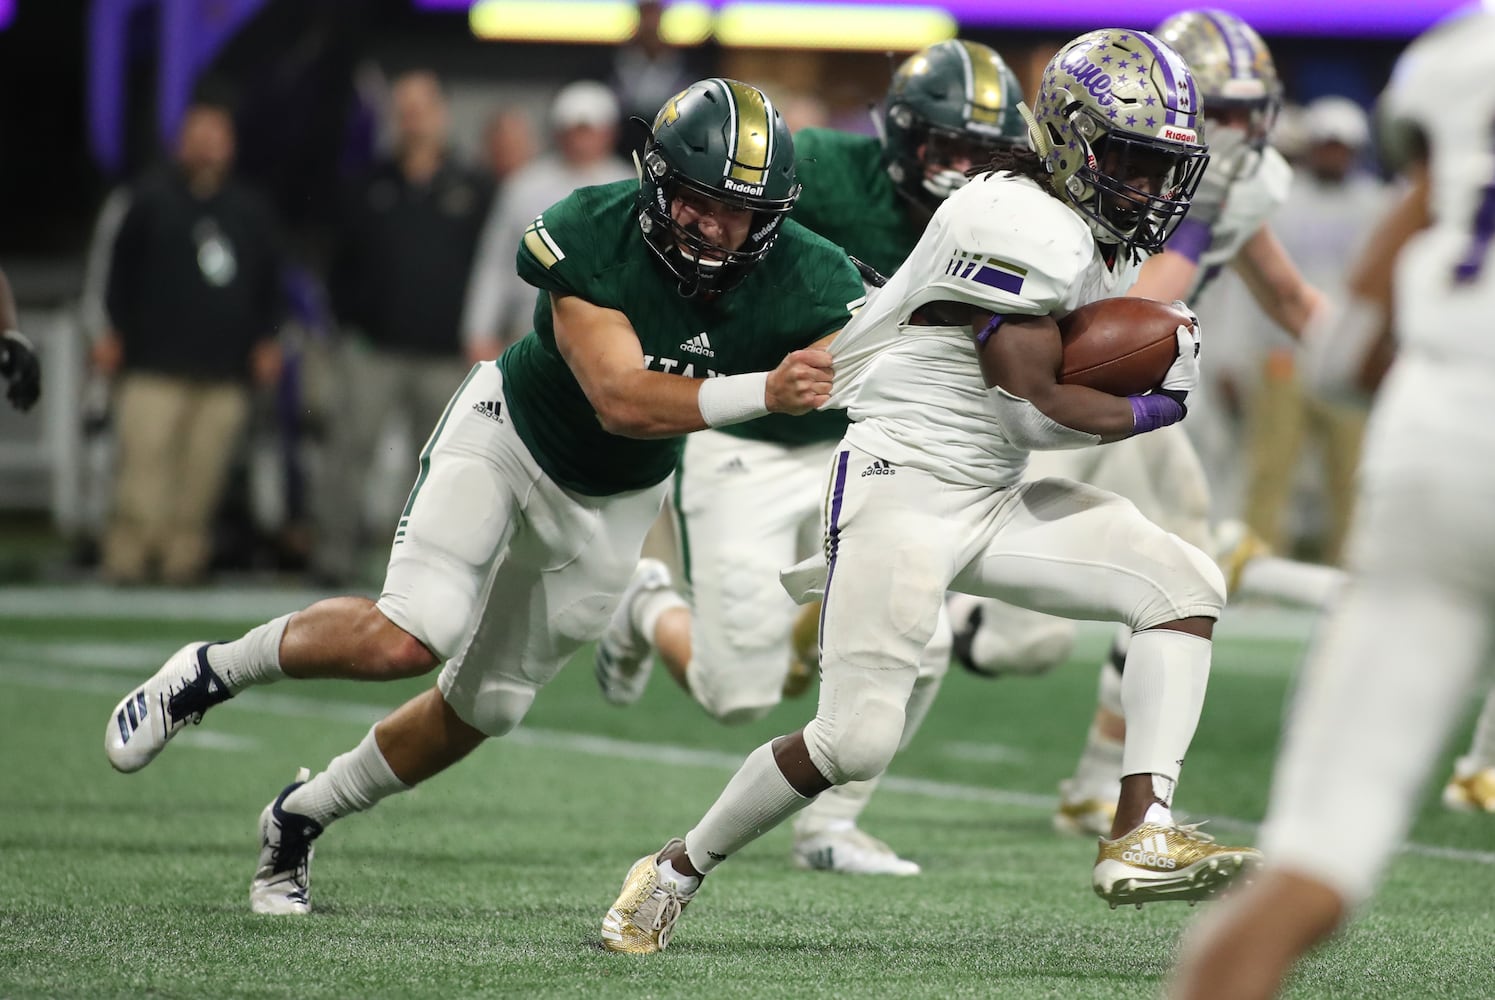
[1058,297,1191,396]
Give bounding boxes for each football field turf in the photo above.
[3,587,1492,999]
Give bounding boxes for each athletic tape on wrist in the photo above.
[1128,392,1184,434]
[698,371,770,428]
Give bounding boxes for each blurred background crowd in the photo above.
[0,0,1439,587]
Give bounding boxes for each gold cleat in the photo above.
[1092,821,1261,908]
[602,838,697,954]
[1053,789,1118,838]
[1443,764,1495,813]
[1213,519,1272,596]
[783,601,822,699]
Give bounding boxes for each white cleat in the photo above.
[601,838,698,953]
[251,768,323,915]
[105,642,233,773]
[595,558,673,706]
[792,824,921,876]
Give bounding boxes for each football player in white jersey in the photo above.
[592,39,1031,878]
[602,29,1262,955]
[949,9,1349,838]
[1170,10,1495,998]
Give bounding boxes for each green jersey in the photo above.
[792,128,924,280]
[502,180,864,496]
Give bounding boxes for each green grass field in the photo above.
[3,587,1492,999]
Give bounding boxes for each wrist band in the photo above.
[698,371,770,428]
[975,313,1005,347]
[1128,392,1184,434]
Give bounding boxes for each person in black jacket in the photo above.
[311,70,493,584]
[96,97,284,585]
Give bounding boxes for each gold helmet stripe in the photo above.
[716,78,773,186]
[957,39,1003,127]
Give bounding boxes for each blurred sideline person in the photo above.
[96,97,284,585]
[1170,12,1490,998]
[608,0,700,157]
[480,107,538,189]
[949,10,1346,837]
[1241,96,1389,564]
[462,81,631,364]
[594,40,1028,876]
[0,269,41,411]
[312,70,492,584]
[602,29,1261,956]
[102,79,866,920]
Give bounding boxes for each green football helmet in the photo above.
[636,78,799,297]
[1155,10,1281,182]
[1026,28,1210,255]
[882,39,1028,207]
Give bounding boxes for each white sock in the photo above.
[1143,801,1174,826]
[655,858,701,894]
[281,726,410,827]
[1237,556,1346,611]
[205,613,292,692]
[684,741,814,874]
[1464,687,1495,770]
[1119,629,1212,784]
[634,587,687,645]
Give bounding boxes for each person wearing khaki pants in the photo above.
[1242,348,1365,564]
[96,96,285,584]
[106,375,250,584]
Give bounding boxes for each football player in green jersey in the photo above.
[591,40,1029,877]
[101,78,867,917]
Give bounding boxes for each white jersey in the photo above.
[828,173,1137,489]
[1383,10,1495,366]
[1185,146,1292,298]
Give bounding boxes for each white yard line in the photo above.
[6,659,1491,867]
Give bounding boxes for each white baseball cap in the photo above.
[1303,96,1370,149]
[551,80,620,129]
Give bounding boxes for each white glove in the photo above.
[1160,305,1201,400]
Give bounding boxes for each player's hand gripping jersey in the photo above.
[828,173,1140,489]
[501,179,866,495]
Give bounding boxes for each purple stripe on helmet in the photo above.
[1202,10,1253,79]
[818,450,853,640]
[1134,31,1183,126]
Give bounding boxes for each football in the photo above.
[1058,297,1192,396]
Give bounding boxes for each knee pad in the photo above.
[983,617,1077,677]
[1129,533,1227,629]
[444,674,537,738]
[685,652,785,725]
[802,694,907,785]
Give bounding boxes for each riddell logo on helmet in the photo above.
[722,178,765,196]
[1162,127,1198,143]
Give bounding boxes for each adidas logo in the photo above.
[717,456,748,475]
[1122,832,1178,869]
[680,332,715,357]
[472,399,503,422]
[860,459,895,477]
